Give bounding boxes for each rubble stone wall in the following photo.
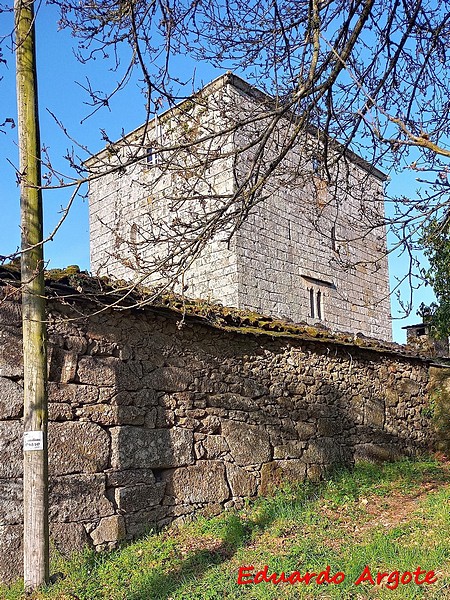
[0,296,435,583]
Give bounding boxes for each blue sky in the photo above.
[0,4,435,343]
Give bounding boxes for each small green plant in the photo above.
[2,456,449,599]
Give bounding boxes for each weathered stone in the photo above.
[106,468,156,487]
[0,327,23,378]
[384,387,399,408]
[0,301,21,327]
[48,422,110,475]
[203,435,229,458]
[77,356,142,390]
[49,348,78,383]
[260,460,307,495]
[364,399,385,428]
[76,404,145,426]
[295,422,316,439]
[0,377,22,419]
[306,464,324,482]
[206,393,256,410]
[65,335,88,354]
[0,524,22,584]
[273,441,306,459]
[221,421,271,465]
[48,382,98,405]
[0,421,22,478]
[165,461,230,503]
[110,426,194,469]
[50,522,90,555]
[114,482,166,512]
[317,418,340,436]
[0,478,22,525]
[49,474,113,522]
[129,388,159,407]
[49,403,73,421]
[398,378,421,397]
[148,366,193,392]
[77,356,117,386]
[354,443,404,463]
[226,463,257,497]
[124,507,164,539]
[302,439,341,464]
[90,515,126,546]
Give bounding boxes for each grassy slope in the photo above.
[3,457,450,600]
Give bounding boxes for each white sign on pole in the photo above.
[23,431,44,451]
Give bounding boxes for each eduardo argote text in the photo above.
[237,565,437,591]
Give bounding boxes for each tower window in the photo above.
[145,146,154,165]
[331,226,336,252]
[312,156,321,174]
[309,288,315,319]
[316,290,322,320]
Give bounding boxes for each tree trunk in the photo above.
[14,0,49,591]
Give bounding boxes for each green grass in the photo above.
[3,456,450,599]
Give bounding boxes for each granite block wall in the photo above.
[0,294,435,583]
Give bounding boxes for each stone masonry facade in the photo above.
[87,74,392,341]
[0,285,434,584]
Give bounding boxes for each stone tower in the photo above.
[87,74,392,340]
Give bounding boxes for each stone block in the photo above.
[0,377,22,419]
[110,426,194,470]
[48,382,98,405]
[124,507,165,539]
[90,515,126,546]
[148,366,193,392]
[0,421,22,478]
[76,404,146,426]
[50,522,90,555]
[364,399,385,428]
[48,403,73,421]
[354,443,404,463]
[221,421,271,466]
[317,418,340,436]
[203,435,229,458]
[295,422,316,439]
[48,348,78,383]
[165,461,229,504]
[302,439,341,464]
[226,463,257,497]
[273,441,306,459]
[0,301,21,327]
[0,524,22,584]
[0,478,22,525]
[114,482,166,512]
[206,393,255,411]
[77,356,142,390]
[106,468,156,487]
[129,388,159,407]
[49,474,114,522]
[0,327,23,378]
[260,460,306,495]
[48,422,110,475]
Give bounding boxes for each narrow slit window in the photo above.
[309,288,315,318]
[312,156,321,174]
[316,290,322,320]
[145,146,154,165]
[331,226,336,252]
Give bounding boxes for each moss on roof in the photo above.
[0,263,431,360]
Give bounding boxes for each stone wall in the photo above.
[0,293,435,583]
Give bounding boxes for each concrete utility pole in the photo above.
[15,0,49,590]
